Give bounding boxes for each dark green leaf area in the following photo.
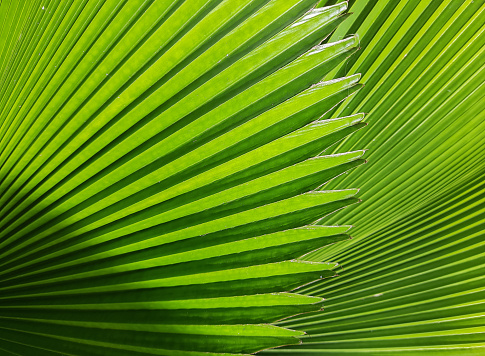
[0,302,323,325]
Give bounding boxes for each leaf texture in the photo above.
[0,1,365,355]
[266,0,485,354]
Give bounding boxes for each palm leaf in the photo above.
[266,0,485,354]
[2,0,483,355]
[0,1,366,355]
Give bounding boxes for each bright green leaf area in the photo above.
[0,1,366,355]
[2,0,481,355]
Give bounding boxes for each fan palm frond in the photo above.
[0,1,367,355]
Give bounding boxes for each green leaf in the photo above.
[266,0,485,354]
[0,1,365,355]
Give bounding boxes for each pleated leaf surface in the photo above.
[0,1,366,355]
[266,0,485,354]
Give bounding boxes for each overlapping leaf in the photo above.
[267,0,485,354]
